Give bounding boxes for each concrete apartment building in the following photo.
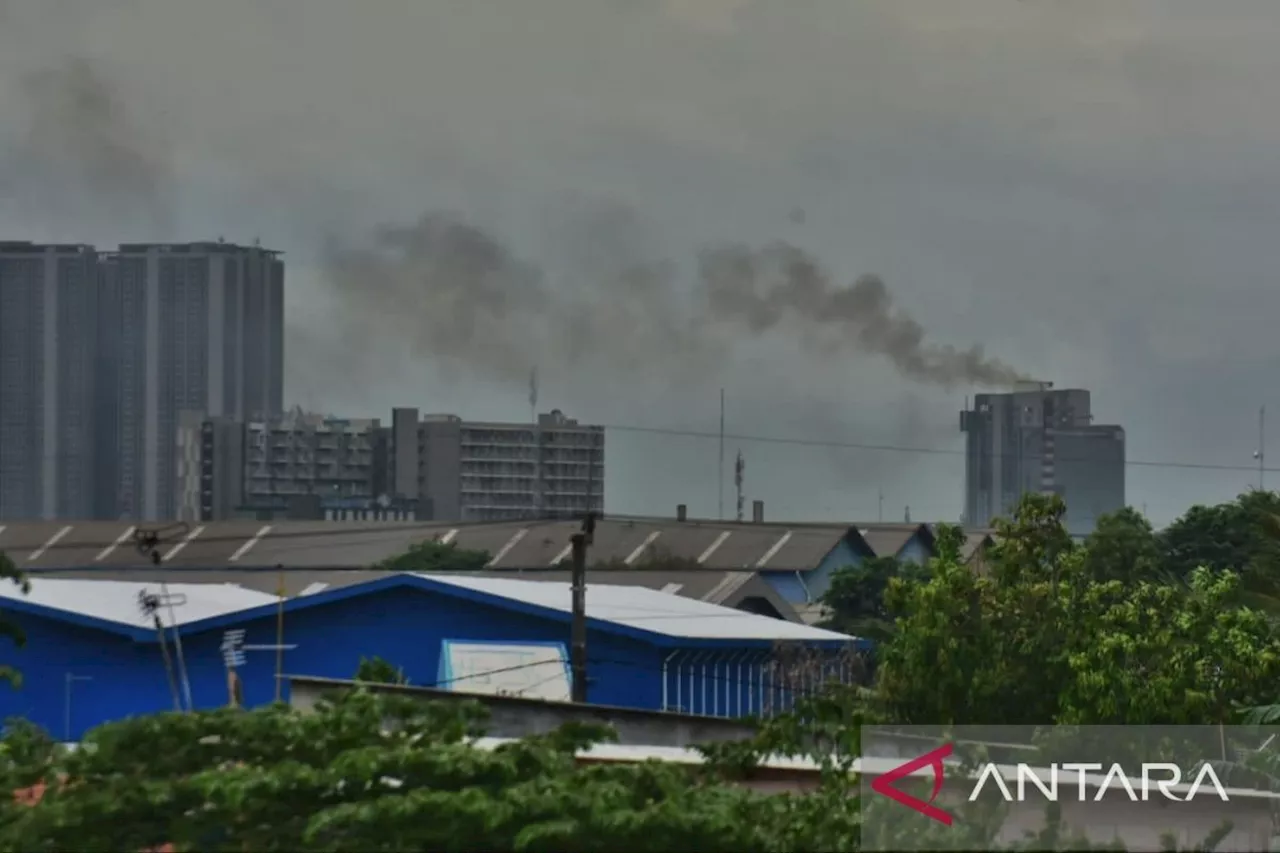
[0,242,99,519]
[385,408,606,522]
[98,241,285,520]
[960,381,1125,536]
[179,407,605,523]
[176,410,384,522]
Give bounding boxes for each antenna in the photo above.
[220,629,298,707]
[529,367,539,424]
[138,590,182,711]
[734,451,745,523]
[718,389,726,521]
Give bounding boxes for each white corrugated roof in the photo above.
[412,573,856,642]
[0,578,279,631]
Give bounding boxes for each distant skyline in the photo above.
[2,1,1278,526]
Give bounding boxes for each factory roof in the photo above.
[0,518,934,573]
[184,573,864,649]
[413,573,848,642]
[855,523,934,559]
[0,578,279,640]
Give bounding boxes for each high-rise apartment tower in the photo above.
[960,381,1125,537]
[97,241,284,520]
[0,242,99,519]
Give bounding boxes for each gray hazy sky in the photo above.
[2,0,1278,526]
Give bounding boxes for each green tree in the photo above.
[1160,490,1280,585]
[0,552,29,688]
[0,690,841,852]
[875,492,1280,727]
[354,655,408,685]
[1080,506,1163,584]
[377,540,491,572]
[820,556,918,642]
[1056,567,1280,725]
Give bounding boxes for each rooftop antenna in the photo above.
[734,451,745,523]
[529,367,539,424]
[220,629,298,708]
[137,590,183,711]
[134,525,195,711]
[718,389,726,521]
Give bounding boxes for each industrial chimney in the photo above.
[752,500,764,523]
[676,504,688,522]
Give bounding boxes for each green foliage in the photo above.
[0,553,28,689]
[1081,506,1163,584]
[377,540,491,573]
[589,545,703,572]
[353,656,408,685]
[877,492,1280,727]
[820,557,923,642]
[0,690,849,852]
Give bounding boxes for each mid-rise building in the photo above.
[176,409,388,522]
[0,242,99,519]
[380,408,606,522]
[98,241,285,520]
[179,407,605,523]
[960,381,1125,537]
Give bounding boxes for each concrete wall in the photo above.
[289,677,757,748]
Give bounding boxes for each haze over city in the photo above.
[3,0,1277,526]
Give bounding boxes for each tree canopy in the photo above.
[0,689,857,852]
[376,540,491,573]
[0,552,28,689]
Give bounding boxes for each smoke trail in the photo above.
[315,211,1024,392]
[698,241,1026,388]
[316,209,728,388]
[322,208,1028,392]
[8,56,174,232]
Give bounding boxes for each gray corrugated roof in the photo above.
[855,523,933,558]
[0,517,859,573]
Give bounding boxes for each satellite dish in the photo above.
[376,493,391,509]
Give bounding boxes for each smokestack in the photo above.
[752,500,764,523]
[676,504,687,522]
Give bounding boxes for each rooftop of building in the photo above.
[113,240,281,255]
[0,515,948,574]
[1,572,861,647]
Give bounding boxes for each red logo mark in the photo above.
[870,742,954,826]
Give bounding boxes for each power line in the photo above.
[602,423,1269,474]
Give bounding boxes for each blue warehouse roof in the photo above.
[190,572,866,650]
[0,577,278,641]
[0,574,865,651]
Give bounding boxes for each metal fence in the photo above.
[659,645,864,719]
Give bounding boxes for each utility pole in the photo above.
[1259,405,1267,491]
[569,531,588,703]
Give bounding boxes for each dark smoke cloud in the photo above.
[698,241,1027,388]
[7,56,173,232]
[314,209,1025,392]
